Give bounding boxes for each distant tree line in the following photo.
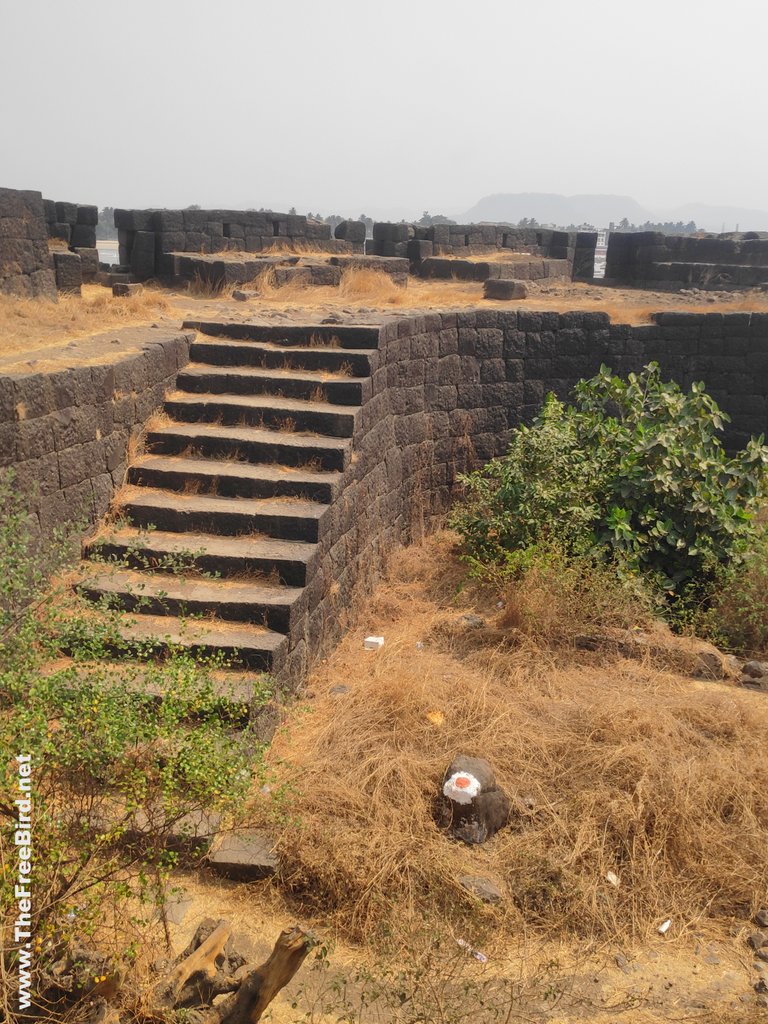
[97,207,118,240]
[609,218,699,235]
[96,206,701,243]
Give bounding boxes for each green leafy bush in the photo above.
[687,525,768,654]
[0,469,267,973]
[451,363,768,599]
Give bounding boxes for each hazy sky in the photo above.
[1,0,766,219]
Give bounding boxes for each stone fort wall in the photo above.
[0,329,192,543]
[225,308,767,679]
[0,188,57,299]
[367,223,598,280]
[2,307,766,680]
[606,231,768,291]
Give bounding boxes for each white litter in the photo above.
[658,919,672,935]
[363,636,384,650]
[456,938,488,963]
[606,871,620,888]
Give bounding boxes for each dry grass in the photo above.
[173,270,768,326]
[142,410,176,433]
[254,532,768,950]
[338,268,411,305]
[0,285,172,359]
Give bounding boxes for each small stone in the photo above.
[207,829,279,881]
[741,676,768,692]
[614,953,628,969]
[164,895,192,926]
[112,282,142,297]
[483,279,528,300]
[459,614,486,629]
[703,950,721,966]
[232,289,257,301]
[747,930,768,951]
[330,684,350,696]
[755,909,768,928]
[755,977,768,994]
[458,875,503,904]
[756,949,768,963]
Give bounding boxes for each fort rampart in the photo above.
[606,231,768,291]
[0,329,191,541]
[184,309,768,679]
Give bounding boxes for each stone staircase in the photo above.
[79,323,380,673]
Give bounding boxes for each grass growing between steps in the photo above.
[0,469,276,1021]
[254,531,768,953]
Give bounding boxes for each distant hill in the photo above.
[662,203,768,233]
[460,193,768,233]
[461,193,652,228]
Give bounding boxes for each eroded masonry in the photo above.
[2,185,768,685]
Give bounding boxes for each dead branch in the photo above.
[202,926,311,1024]
[154,918,232,1008]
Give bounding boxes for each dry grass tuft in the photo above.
[0,285,171,359]
[256,532,768,948]
[338,268,410,305]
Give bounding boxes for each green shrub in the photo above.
[687,525,768,654]
[0,469,267,973]
[496,546,655,643]
[451,363,768,599]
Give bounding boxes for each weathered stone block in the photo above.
[112,282,143,297]
[207,829,279,881]
[53,250,82,293]
[114,209,155,231]
[74,247,100,281]
[76,205,99,226]
[54,201,78,225]
[130,231,156,278]
[484,279,527,300]
[335,220,366,243]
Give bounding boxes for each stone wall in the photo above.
[275,308,768,678]
[606,231,768,291]
[367,223,597,280]
[113,209,342,281]
[43,199,100,293]
[0,328,192,543]
[0,188,57,299]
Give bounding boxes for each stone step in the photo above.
[77,568,303,632]
[190,337,374,377]
[84,528,315,586]
[165,391,358,438]
[183,320,381,350]
[119,487,326,542]
[115,612,287,670]
[43,658,262,717]
[177,363,369,406]
[129,454,341,503]
[145,422,350,471]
